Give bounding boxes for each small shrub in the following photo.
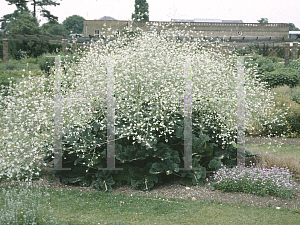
[286,112,300,134]
[24,57,38,64]
[250,55,283,75]
[291,93,300,104]
[208,164,297,199]
[263,68,300,88]
[37,53,55,74]
[5,61,19,70]
[260,85,300,137]
[15,49,28,60]
[289,58,300,70]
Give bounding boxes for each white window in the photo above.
[94,30,100,37]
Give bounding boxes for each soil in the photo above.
[1,136,300,211]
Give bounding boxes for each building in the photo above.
[83,18,289,39]
[289,31,300,39]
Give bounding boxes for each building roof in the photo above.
[289,31,300,34]
[171,19,194,22]
[222,20,243,23]
[98,16,116,21]
[194,18,222,23]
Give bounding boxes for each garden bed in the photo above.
[1,170,300,211]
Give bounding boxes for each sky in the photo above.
[0,0,299,28]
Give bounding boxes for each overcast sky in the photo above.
[0,0,299,28]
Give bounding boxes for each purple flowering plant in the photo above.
[207,163,297,199]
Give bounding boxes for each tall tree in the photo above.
[63,15,85,34]
[289,23,300,31]
[5,0,60,21]
[132,0,149,22]
[31,0,60,19]
[40,8,58,23]
[5,0,28,11]
[257,18,268,24]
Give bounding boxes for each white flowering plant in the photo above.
[0,24,288,191]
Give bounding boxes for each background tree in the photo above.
[257,18,268,23]
[40,8,59,23]
[289,23,300,31]
[5,10,40,35]
[5,0,60,21]
[132,0,149,22]
[31,0,60,19]
[62,15,85,34]
[2,0,30,31]
[41,21,68,35]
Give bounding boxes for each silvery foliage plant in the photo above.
[0,24,287,181]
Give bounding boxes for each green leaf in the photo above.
[208,158,223,171]
[204,142,214,156]
[154,143,180,163]
[74,157,85,166]
[129,165,159,191]
[174,124,184,139]
[193,134,210,154]
[131,175,158,191]
[149,160,179,175]
[58,166,91,187]
[92,176,115,192]
[179,167,206,186]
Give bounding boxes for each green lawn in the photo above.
[246,143,300,158]
[1,184,299,225]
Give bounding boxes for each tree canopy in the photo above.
[4,9,40,35]
[5,0,28,11]
[41,21,68,35]
[62,15,85,34]
[5,0,60,22]
[31,0,60,21]
[132,0,149,22]
[257,18,268,24]
[289,23,300,31]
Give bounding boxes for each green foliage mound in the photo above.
[246,55,283,75]
[44,109,237,191]
[262,68,300,88]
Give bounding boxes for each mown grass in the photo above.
[0,184,299,225]
[246,143,300,158]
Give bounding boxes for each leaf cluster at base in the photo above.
[44,109,238,192]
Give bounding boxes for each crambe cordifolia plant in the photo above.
[0,25,288,187]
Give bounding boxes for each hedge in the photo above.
[262,68,300,88]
